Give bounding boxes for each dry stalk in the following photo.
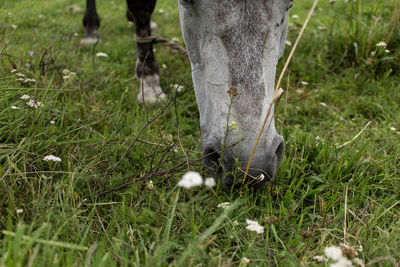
[336,121,371,149]
[243,0,319,182]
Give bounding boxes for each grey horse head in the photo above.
[178,0,293,189]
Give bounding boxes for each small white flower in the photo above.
[16,209,23,214]
[11,69,17,73]
[285,40,292,46]
[313,255,325,263]
[245,219,264,234]
[147,180,154,189]
[376,41,387,47]
[171,84,184,92]
[240,257,250,264]
[320,102,327,107]
[324,246,343,262]
[292,14,299,19]
[62,69,70,75]
[204,177,216,187]
[11,106,19,110]
[20,94,30,100]
[390,127,396,131]
[177,171,203,189]
[43,155,62,162]
[29,51,34,56]
[50,120,55,124]
[330,257,353,267]
[162,63,167,69]
[96,52,108,57]
[158,8,165,13]
[384,49,390,53]
[217,202,230,209]
[26,99,43,109]
[16,72,25,78]
[11,24,17,29]
[38,14,44,19]
[150,21,158,29]
[301,81,309,86]
[171,37,179,42]
[229,121,238,131]
[24,78,36,83]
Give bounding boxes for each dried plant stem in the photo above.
[336,121,371,149]
[243,0,319,182]
[344,186,348,241]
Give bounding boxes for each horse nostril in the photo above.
[203,147,223,177]
[274,139,285,164]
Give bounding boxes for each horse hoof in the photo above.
[80,35,99,45]
[136,74,166,105]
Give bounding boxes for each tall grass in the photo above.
[1,0,399,266]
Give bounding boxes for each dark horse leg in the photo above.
[81,0,100,45]
[126,0,165,104]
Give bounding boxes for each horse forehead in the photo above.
[213,1,278,117]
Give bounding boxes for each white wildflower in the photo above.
[320,102,327,107]
[240,257,250,264]
[96,52,108,57]
[43,155,62,162]
[162,63,167,69]
[292,14,299,19]
[229,121,238,131]
[11,69,17,73]
[171,84,184,92]
[20,94,30,100]
[301,81,309,86]
[204,177,216,187]
[24,78,36,84]
[74,32,79,37]
[16,209,23,214]
[313,255,325,263]
[177,171,203,189]
[217,202,230,209]
[146,180,154,189]
[16,72,25,78]
[150,21,158,29]
[245,219,264,234]
[330,257,353,267]
[285,40,292,46]
[324,246,343,262]
[158,8,165,13]
[50,120,55,124]
[63,71,76,80]
[11,24,17,29]
[62,69,70,75]
[26,99,43,109]
[390,127,396,131]
[11,106,19,110]
[384,49,390,53]
[376,41,387,47]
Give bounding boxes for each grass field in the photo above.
[1,0,399,266]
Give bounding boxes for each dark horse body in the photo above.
[82,0,294,189]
